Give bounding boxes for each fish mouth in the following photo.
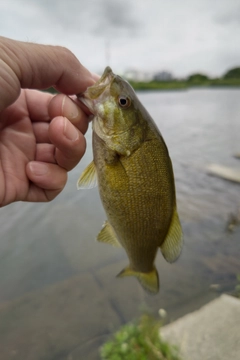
[77,66,114,113]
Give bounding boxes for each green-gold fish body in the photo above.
[77,67,183,294]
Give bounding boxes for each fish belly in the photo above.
[93,132,175,271]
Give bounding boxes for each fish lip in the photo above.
[92,66,114,87]
[78,94,94,113]
[76,95,94,115]
[77,66,114,113]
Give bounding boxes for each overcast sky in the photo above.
[1,0,240,77]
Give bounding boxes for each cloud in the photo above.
[215,5,240,26]
[0,0,240,76]
[21,0,141,38]
[89,0,141,37]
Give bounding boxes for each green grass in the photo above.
[129,78,240,91]
[100,314,182,360]
[129,80,188,91]
[42,79,240,95]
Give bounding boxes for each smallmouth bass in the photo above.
[77,67,183,294]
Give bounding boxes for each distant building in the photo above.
[123,69,174,82]
[154,71,173,81]
[123,69,153,82]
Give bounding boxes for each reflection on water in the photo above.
[0,88,240,359]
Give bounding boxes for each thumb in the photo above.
[0,36,97,112]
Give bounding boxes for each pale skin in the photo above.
[0,36,99,207]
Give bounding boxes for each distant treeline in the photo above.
[43,67,240,93]
[129,78,240,91]
[129,67,240,91]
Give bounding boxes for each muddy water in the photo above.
[0,88,239,359]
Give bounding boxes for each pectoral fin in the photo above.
[160,207,183,263]
[97,221,121,247]
[117,266,159,295]
[77,161,97,189]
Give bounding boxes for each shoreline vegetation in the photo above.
[129,66,240,91]
[100,314,181,360]
[44,78,240,94]
[129,78,240,91]
[44,67,240,93]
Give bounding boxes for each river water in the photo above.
[0,88,239,359]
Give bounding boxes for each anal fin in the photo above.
[160,207,183,263]
[97,221,121,247]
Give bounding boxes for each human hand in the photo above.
[0,36,98,206]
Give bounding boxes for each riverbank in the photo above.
[43,78,240,94]
[161,294,240,360]
[129,78,240,91]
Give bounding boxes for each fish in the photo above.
[77,66,183,294]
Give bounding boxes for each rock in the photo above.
[207,164,240,184]
[161,294,240,360]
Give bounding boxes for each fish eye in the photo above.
[118,95,131,108]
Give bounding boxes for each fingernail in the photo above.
[29,162,49,175]
[62,95,80,120]
[63,117,79,141]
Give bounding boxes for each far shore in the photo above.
[129,78,240,91]
[43,79,240,94]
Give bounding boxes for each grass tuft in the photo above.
[100,314,182,360]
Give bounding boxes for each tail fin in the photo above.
[117,266,159,295]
